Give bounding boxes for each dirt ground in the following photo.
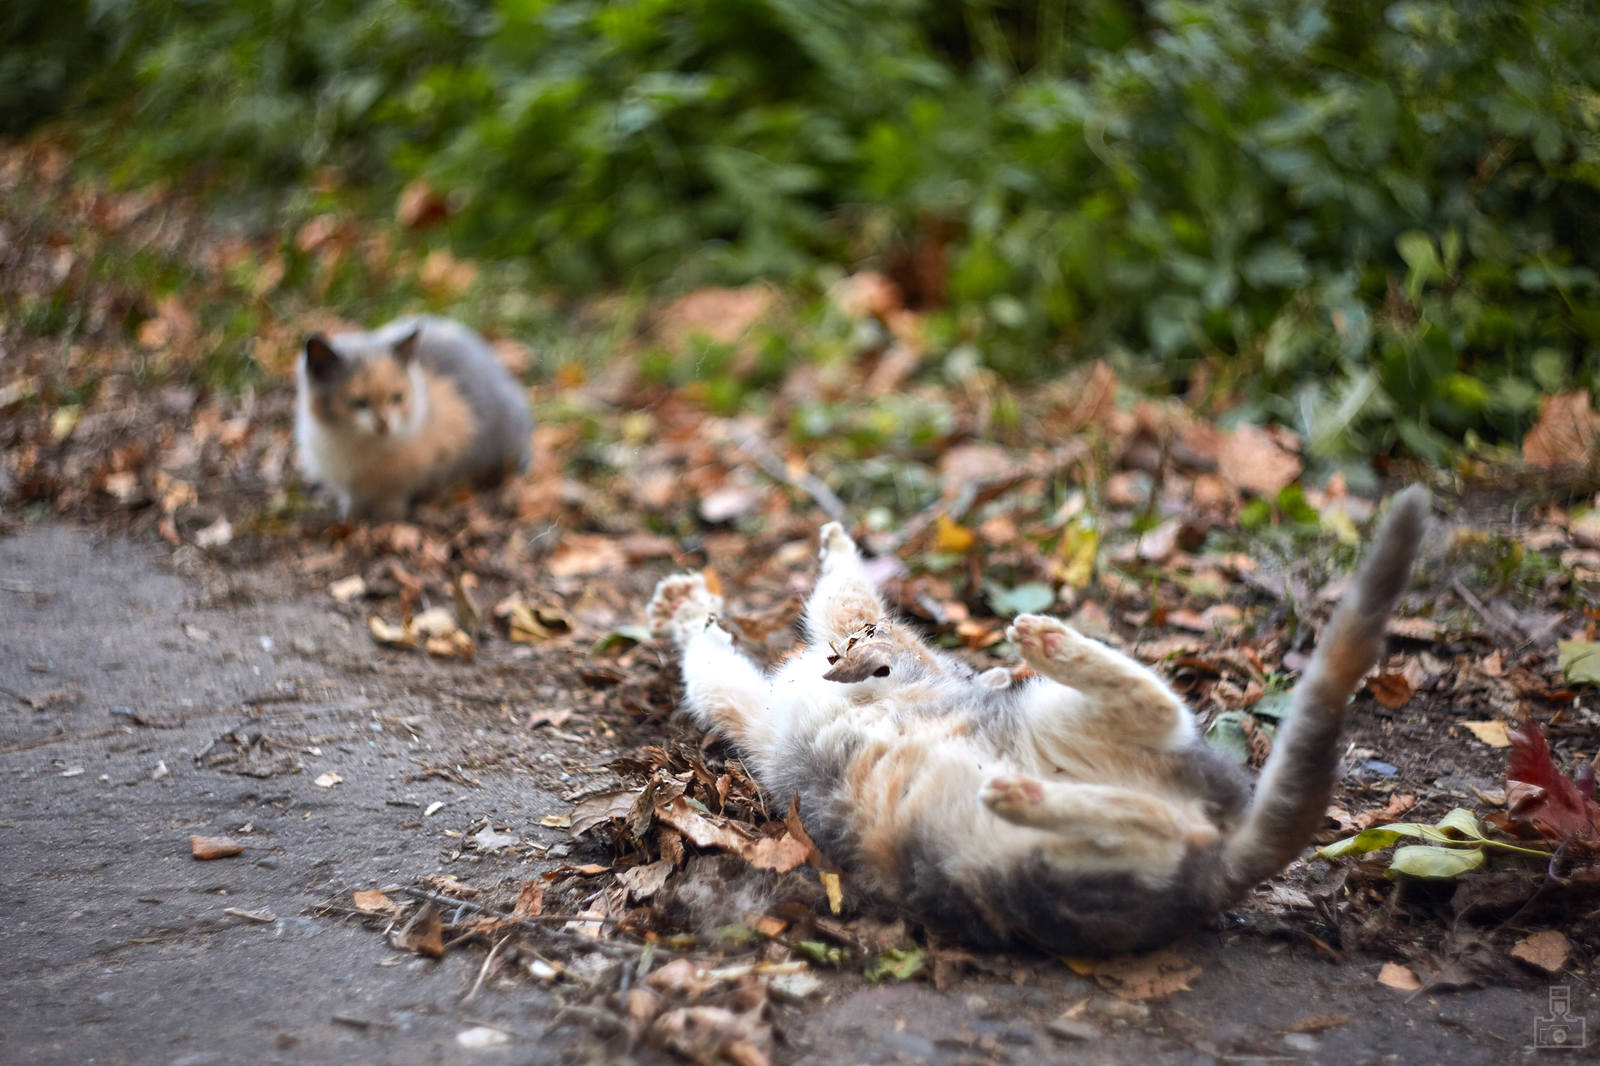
[3,519,1593,1066]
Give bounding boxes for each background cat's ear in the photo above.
[392,327,422,365]
[303,335,342,381]
[823,646,893,683]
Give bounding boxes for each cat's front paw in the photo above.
[979,774,1046,821]
[817,521,859,569]
[648,573,723,645]
[1006,613,1075,666]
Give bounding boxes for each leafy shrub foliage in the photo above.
[13,0,1600,457]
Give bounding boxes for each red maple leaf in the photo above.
[1496,713,1600,847]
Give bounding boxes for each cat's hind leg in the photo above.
[979,775,1215,861]
[806,522,886,646]
[1008,614,1191,750]
[648,574,775,769]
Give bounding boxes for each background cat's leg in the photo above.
[1009,614,1191,749]
[805,521,885,645]
[980,775,1212,858]
[649,574,775,767]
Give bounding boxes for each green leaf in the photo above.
[1558,640,1600,685]
[865,947,925,983]
[1316,821,1464,860]
[985,581,1056,616]
[793,940,848,968]
[591,625,654,655]
[1435,808,1486,840]
[1385,844,1486,880]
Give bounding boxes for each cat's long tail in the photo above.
[1218,484,1430,900]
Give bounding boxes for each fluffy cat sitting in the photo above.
[295,315,533,520]
[648,486,1428,955]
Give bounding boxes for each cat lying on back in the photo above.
[295,315,532,520]
[649,486,1428,955]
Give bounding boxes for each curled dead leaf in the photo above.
[1377,962,1422,991]
[1509,930,1570,974]
[189,835,243,860]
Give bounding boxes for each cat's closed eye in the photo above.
[351,398,370,411]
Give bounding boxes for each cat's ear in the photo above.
[303,335,343,381]
[392,327,422,365]
[823,646,893,683]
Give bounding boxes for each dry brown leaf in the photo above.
[650,1005,772,1066]
[547,535,628,578]
[1377,962,1422,991]
[189,835,243,860]
[616,860,676,903]
[655,796,755,852]
[352,889,400,915]
[655,285,776,350]
[1366,672,1414,709]
[1218,422,1301,497]
[1462,720,1511,748]
[1091,948,1201,1001]
[1509,930,1570,974]
[743,834,810,874]
[1522,391,1599,468]
[512,880,545,920]
[395,903,445,958]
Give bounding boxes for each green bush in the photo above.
[11,0,1600,459]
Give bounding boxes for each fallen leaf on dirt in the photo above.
[864,947,925,983]
[547,535,628,578]
[1501,714,1600,845]
[1558,639,1600,685]
[328,574,366,602]
[1218,422,1301,497]
[314,772,342,788]
[368,616,416,649]
[424,628,475,661]
[1522,390,1599,468]
[470,825,519,852]
[1283,1013,1351,1034]
[1510,930,1571,973]
[1377,962,1422,991]
[650,1005,772,1066]
[656,796,755,852]
[743,833,810,873]
[1462,720,1511,748]
[1091,948,1202,1001]
[189,835,243,860]
[395,903,445,958]
[1366,673,1414,709]
[617,860,675,902]
[655,285,776,349]
[526,708,574,730]
[935,514,975,553]
[352,890,400,915]
[569,790,640,837]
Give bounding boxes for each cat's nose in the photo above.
[374,416,390,435]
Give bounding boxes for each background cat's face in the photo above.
[303,332,418,437]
[314,356,414,437]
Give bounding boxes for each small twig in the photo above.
[730,424,847,522]
[395,887,643,959]
[1449,577,1527,644]
[463,933,513,1003]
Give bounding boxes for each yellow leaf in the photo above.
[1462,720,1511,748]
[1061,957,1096,976]
[1057,520,1099,589]
[935,514,975,554]
[820,871,843,916]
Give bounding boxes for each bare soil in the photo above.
[3,520,1592,1066]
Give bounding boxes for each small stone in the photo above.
[1283,1032,1320,1052]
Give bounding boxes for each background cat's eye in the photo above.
[391,392,405,404]
[351,398,370,410]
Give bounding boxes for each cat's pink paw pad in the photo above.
[979,775,1045,816]
[1007,614,1068,658]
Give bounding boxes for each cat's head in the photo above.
[301,328,421,437]
[823,622,897,683]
